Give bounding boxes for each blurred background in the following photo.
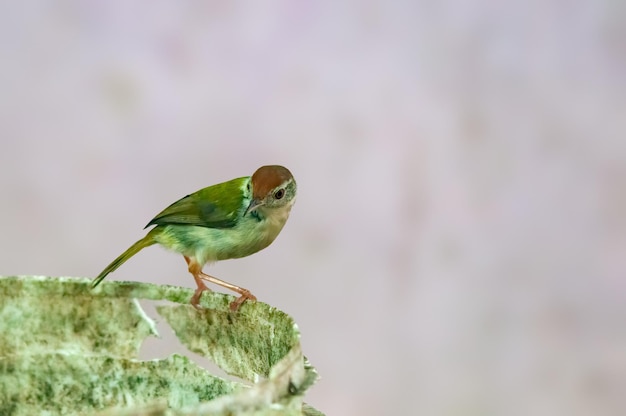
[0,1,625,415]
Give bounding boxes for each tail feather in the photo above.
[92,233,156,288]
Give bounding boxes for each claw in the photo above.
[229,290,257,311]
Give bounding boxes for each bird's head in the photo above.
[245,165,297,216]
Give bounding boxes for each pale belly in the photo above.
[152,212,288,265]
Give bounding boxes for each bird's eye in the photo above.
[274,189,285,200]
[246,182,251,192]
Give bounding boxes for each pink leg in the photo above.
[198,271,257,311]
[184,256,256,311]
[184,256,211,309]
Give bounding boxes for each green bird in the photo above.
[92,165,297,311]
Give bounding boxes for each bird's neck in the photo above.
[256,204,292,226]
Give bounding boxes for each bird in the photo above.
[91,165,297,311]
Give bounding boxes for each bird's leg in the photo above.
[197,272,257,311]
[184,256,211,309]
[185,256,256,311]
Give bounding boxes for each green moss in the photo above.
[0,276,321,416]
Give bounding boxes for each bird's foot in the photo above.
[230,290,257,311]
[190,284,212,310]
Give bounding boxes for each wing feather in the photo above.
[144,177,249,229]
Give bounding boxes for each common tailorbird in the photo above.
[92,165,297,311]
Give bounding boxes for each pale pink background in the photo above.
[1,1,625,415]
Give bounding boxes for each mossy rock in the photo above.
[0,276,322,416]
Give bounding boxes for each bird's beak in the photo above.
[245,198,263,216]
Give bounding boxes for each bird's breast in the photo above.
[155,204,292,265]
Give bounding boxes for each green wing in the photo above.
[145,176,249,229]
